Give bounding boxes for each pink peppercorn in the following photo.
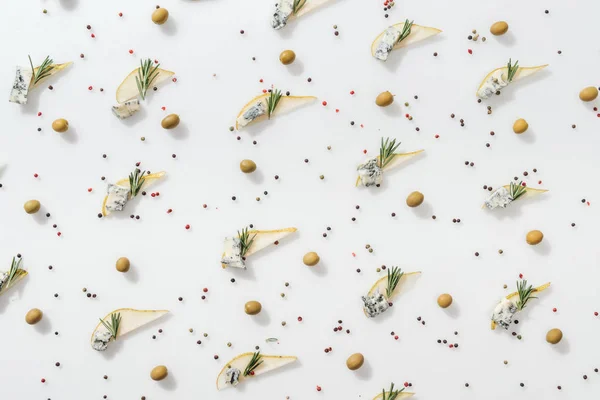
[203,288,208,293]
[468,49,472,54]
[167,209,172,213]
[322,101,327,106]
[87,188,92,192]
[298,316,303,322]
[185,224,190,230]
[128,49,133,54]
[316,386,322,392]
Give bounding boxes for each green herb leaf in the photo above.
[292,0,307,14]
[266,89,283,119]
[99,312,122,340]
[516,280,537,311]
[29,55,54,86]
[3,257,24,291]
[135,58,160,100]
[243,351,263,376]
[128,168,147,197]
[509,181,527,201]
[379,137,401,169]
[395,20,414,46]
[506,58,519,82]
[382,382,405,400]
[238,227,257,258]
[386,266,404,299]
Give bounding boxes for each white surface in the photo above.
[1,0,600,399]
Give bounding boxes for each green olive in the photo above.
[279,50,296,65]
[406,191,424,207]
[116,257,130,273]
[546,328,563,344]
[526,230,544,245]
[24,200,41,214]
[346,353,364,370]
[437,294,453,308]
[579,86,599,102]
[240,159,257,173]
[244,300,262,315]
[152,8,169,25]
[513,118,528,134]
[161,114,180,129]
[490,21,509,36]
[376,91,394,107]
[303,252,320,266]
[25,308,43,325]
[52,118,69,133]
[150,365,168,381]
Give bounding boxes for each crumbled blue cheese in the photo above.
[477,69,510,99]
[271,0,294,30]
[0,271,8,292]
[112,99,140,119]
[238,101,266,127]
[362,290,390,318]
[92,330,112,351]
[485,186,513,209]
[374,27,401,61]
[491,298,517,330]
[225,367,241,386]
[105,184,130,212]
[9,66,33,105]
[221,237,246,269]
[357,158,383,187]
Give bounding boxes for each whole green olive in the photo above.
[406,191,424,207]
[303,252,320,266]
[152,8,169,25]
[244,301,262,315]
[579,86,599,102]
[346,353,364,370]
[25,308,43,325]
[24,200,41,214]
[116,257,130,272]
[513,118,528,134]
[376,91,394,107]
[490,21,509,36]
[150,365,168,381]
[52,118,69,133]
[240,159,257,173]
[279,50,296,65]
[546,328,563,344]
[161,114,180,129]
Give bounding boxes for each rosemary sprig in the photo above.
[266,89,283,119]
[238,227,257,258]
[292,0,307,14]
[379,137,401,169]
[395,19,414,45]
[135,58,160,100]
[28,55,54,86]
[516,280,537,311]
[128,168,147,198]
[506,58,519,82]
[509,181,527,201]
[385,266,404,299]
[4,257,23,290]
[382,382,405,400]
[243,351,263,376]
[99,312,122,340]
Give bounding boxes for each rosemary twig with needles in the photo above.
[382,382,405,400]
[128,168,147,197]
[379,137,401,169]
[135,58,160,100]
[243,351,263,376]
[509,181,527,201]
[266,89,283,119]
[395,19,414,45]
[28,55,54,86]
[516,280,537,311]
[292,0,307,14]
[238,227,257,258]
[3,257,23,290]
[386,266,404,299]
[99,312,122,340]
[506,58,519,82]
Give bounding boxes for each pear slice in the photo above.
[476,65,548,96]
[355,150,424,187]
[216,352,297,390]
[286,0,333,21]
[90,308,169,344]
[31,62,73,89]
[371,22,442,59]
[490,282,551,330]
[365,271,421,317]
[221,228,297,268]
[101,171,166,216]
[116,67,175,103]
[481,185,548,209]
[373,391,415,399]
[0,270,28,296]
[235,93,316,130]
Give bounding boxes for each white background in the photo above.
[1,0,600,399]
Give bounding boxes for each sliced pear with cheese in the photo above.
[355,150,424,187]
[371,22,442,59]
[490,282,551,330]
[0,270,28,296]
[221,228,297,268]
[373,391,415,399]
[235,93,316,130]
[101,171,166,216]
[216,352,297,390]
[90,308,169,344]
[31,62,73,89]
[481,185,548,209]
[116,67,174,103]
[476,64,548,97]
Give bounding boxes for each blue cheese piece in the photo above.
[221,237,246,269]
[362,290,390,318]
[485,186,512,209]
[9,66,33,105]
[225,367,241,386]
[105,184,130,212]
[238,101,266,127]
[357,158,383,187]
[271,0,294,30]
[112,99,140,119]
[477,69,510,99]
[92,330,112,351]
[491,298,517,330]
[374,27,401,61]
